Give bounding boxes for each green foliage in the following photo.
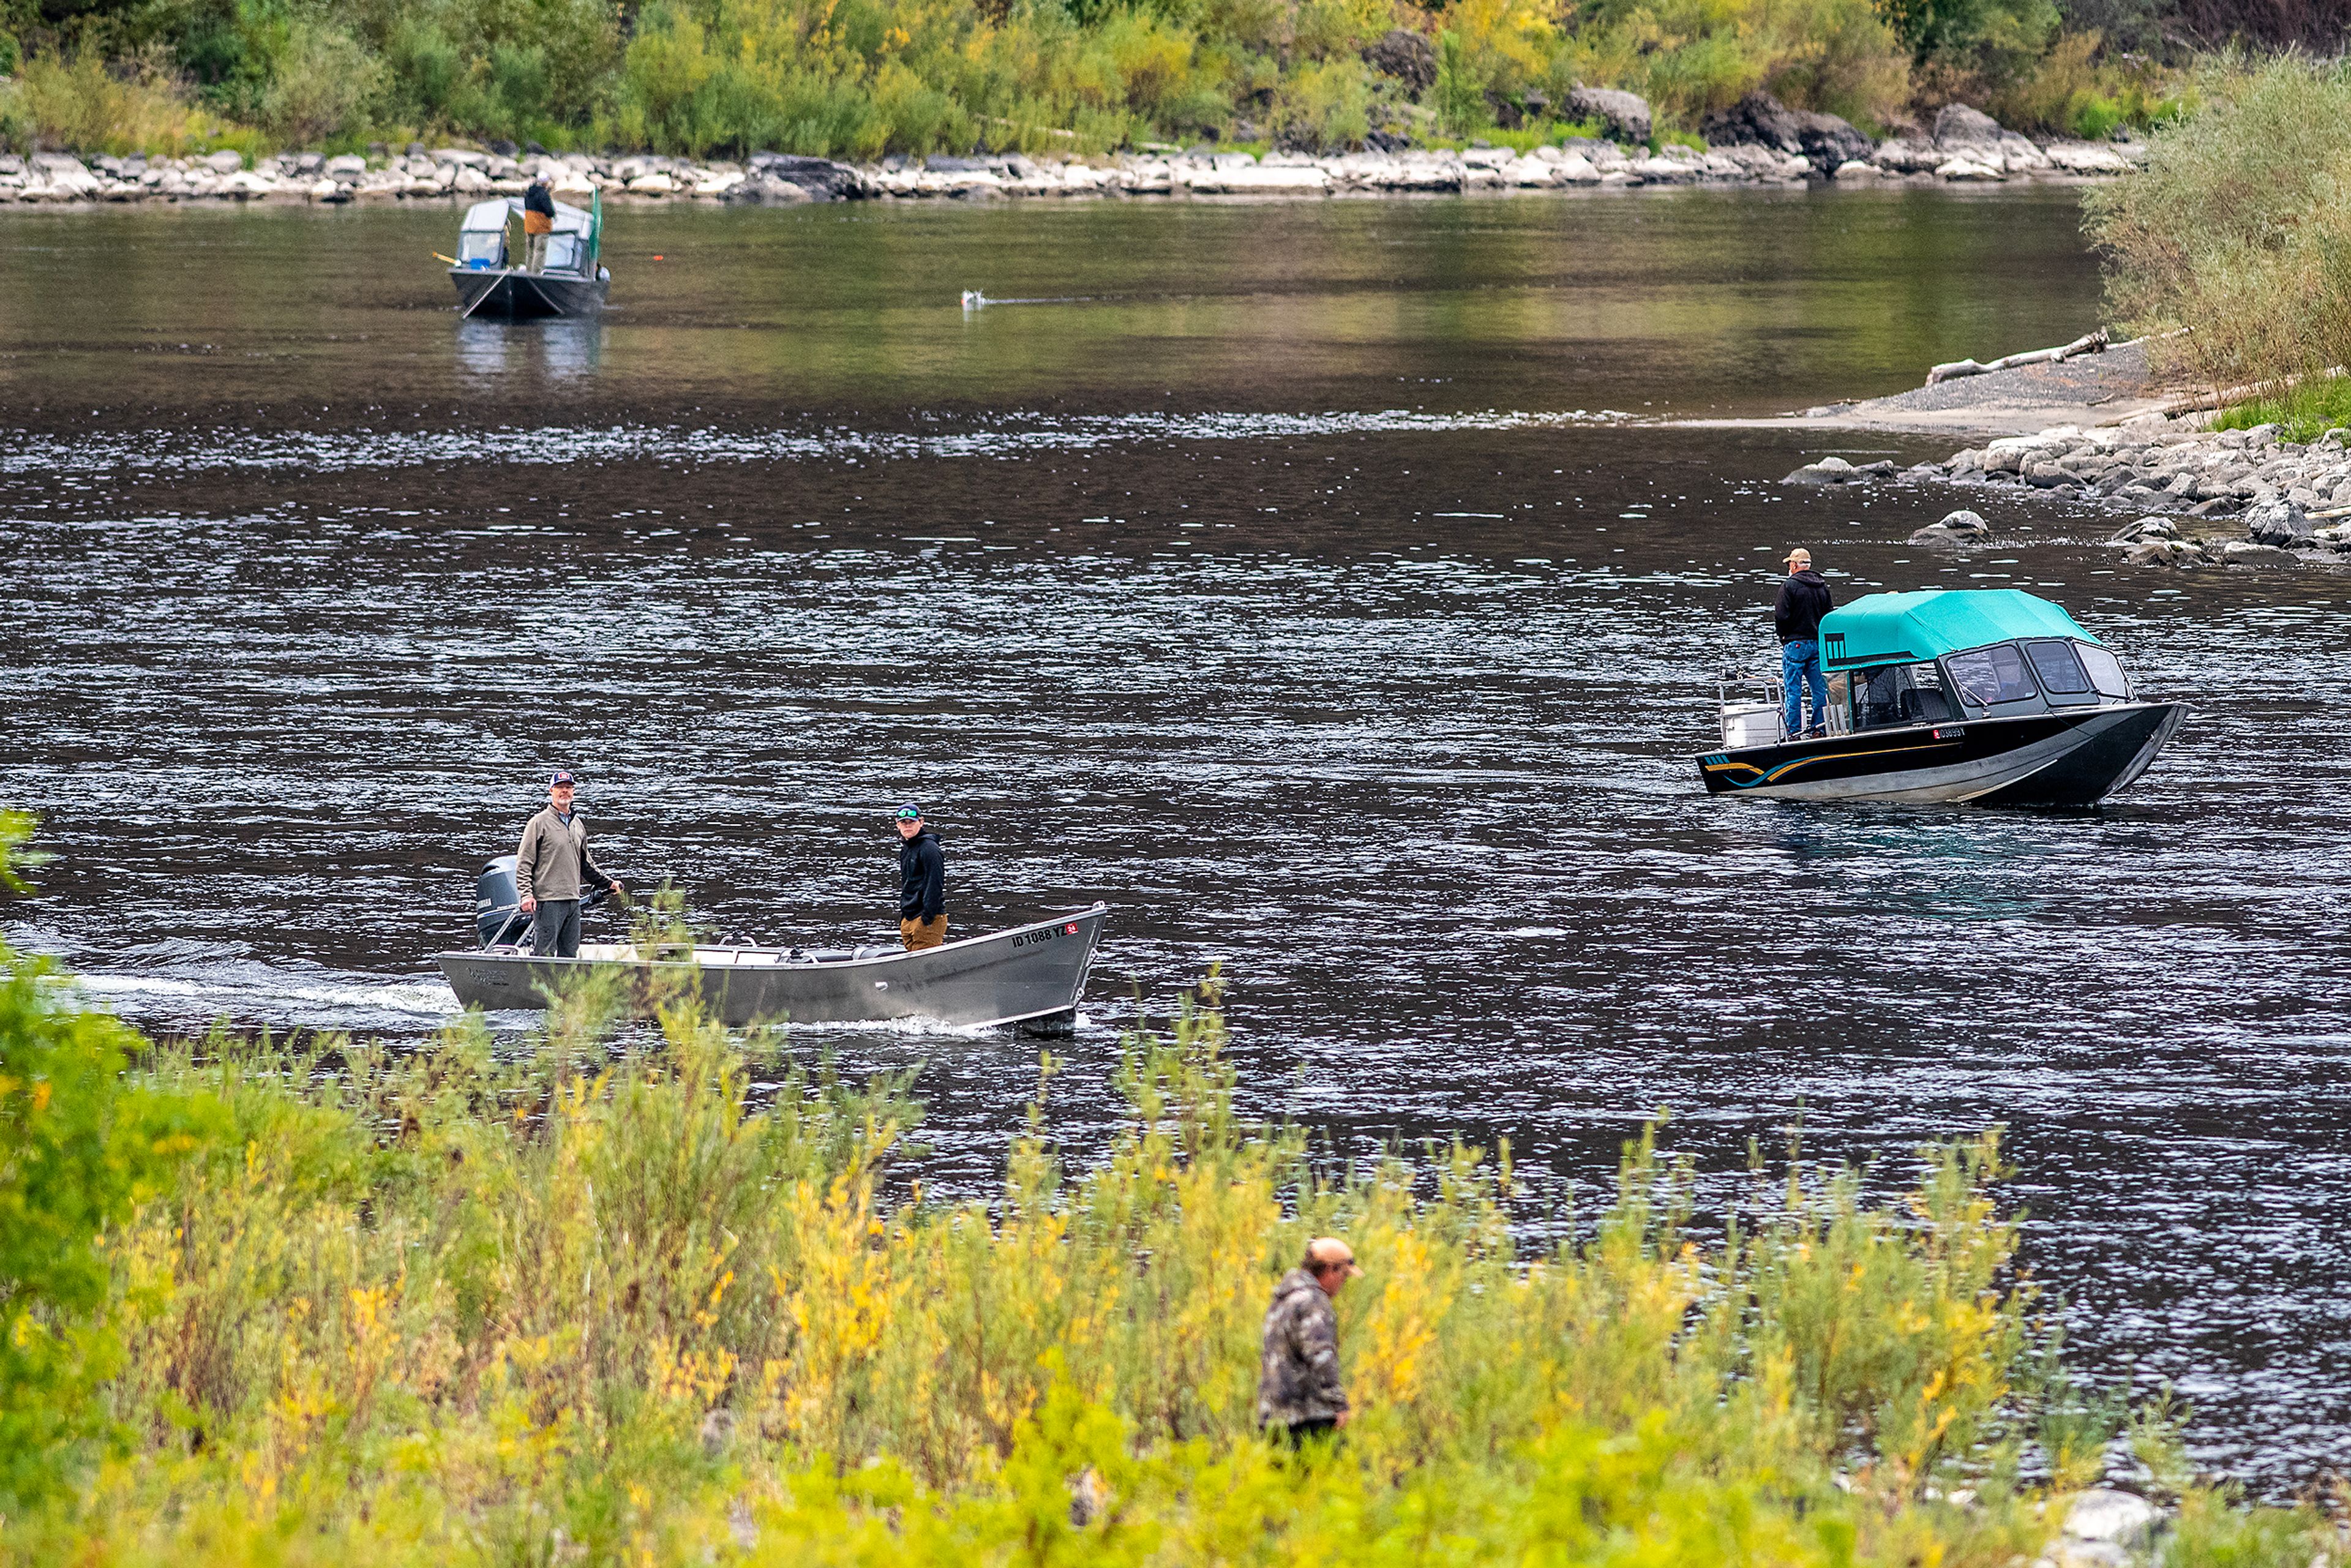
[1429,28,1485,137]
[2207,378,2351,443]
[0,904,2314,1563]
[1877,0,2058,69]
[0,817,220,1515]
[2087,55,2351,396]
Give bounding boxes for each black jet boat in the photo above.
[448,192,609,318]
[1697,588,2184,806]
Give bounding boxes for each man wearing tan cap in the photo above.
[1256,1237,1362,1446]
[1774,547,1834,740]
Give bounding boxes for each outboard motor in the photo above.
[475,855,528,948]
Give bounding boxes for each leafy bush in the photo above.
[2086,55,2351,394]
[1270,55,1368,150]
[0,50,209,153]
[0,815,2344,1562]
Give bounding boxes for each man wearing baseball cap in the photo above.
[1774,547,1834,740]
[515,770,624,959]
[894,804,947,950]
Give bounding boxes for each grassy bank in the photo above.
[2088,54,2351,430]
[0,0,2194,161]
[0,814,2341,1564]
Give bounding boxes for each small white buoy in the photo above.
[961,290,986,310]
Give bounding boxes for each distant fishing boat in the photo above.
[1698,588,2184,805]
[447,191,609,318]
[438,857,1105,1032]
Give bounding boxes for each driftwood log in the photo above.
[1927,330,2109,386]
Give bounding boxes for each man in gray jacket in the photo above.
[515,770,623,959]
[1257,1237,1361,1446]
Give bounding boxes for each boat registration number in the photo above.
[1011,922,1084,948]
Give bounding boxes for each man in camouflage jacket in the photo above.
[1256,1237,1362,1444]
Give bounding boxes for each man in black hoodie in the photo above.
[1775,547,1834,739]
[894,804,947,950]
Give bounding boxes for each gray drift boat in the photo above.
[438,858,1106,1031]
[1698,588,2184,805]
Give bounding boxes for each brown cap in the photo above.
[1785,547,1812,566]
[1305,1237,1362,1277]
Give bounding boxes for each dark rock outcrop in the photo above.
[1701,91,1803,154]
[1932,103,2004,149]
[746,151,863,200]
[1363,29,1436,94]
[1564,85,1651,145]
[1791,110,1872,170]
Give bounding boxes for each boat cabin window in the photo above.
[544,233,582,272]
[457,228,506,266]
[2023,639,2094,700]
[1944,643,2039,710]
[1850,661,1956,730]
[2075,642,2132,700]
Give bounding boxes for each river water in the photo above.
[3,185,2345,1487]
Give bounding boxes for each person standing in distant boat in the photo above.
[522,176,556,272]
[516,770,623,959]
[1775,547,1834,740]
[895,805,947,950]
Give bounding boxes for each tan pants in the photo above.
[525,231,549,272]
[899,915,946,951]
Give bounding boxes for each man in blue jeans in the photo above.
[1775,547,1834,740]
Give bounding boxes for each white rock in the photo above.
[324,154,367,177]
[1183,163,1329,193]
[1460,145,1515,168]
[1937,157,2004,181]
[453,165,492,192]
[1631,156,1697,183]
[204,150,245,174]
[1834,159,1879,179]
[1553,152,1602,184]
[2044,141,2132,175]
[628,171,678,193]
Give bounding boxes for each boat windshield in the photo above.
[2075,642,2132,700]
[456,228,506,266]
[1946,643,2039,710]
[2023,639,2094,698]
[545,233,583,272]
[1851,661,1958,730]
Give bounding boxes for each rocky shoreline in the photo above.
[0,99,2139,208]
[1787,411,2351,571]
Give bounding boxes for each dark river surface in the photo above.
[3,184,2345,1488]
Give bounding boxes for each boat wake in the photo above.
[0,407,1630,479]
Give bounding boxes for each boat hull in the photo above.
[437,904,1108,1030]
[451,268,608,319]
[1695,702,2184,806]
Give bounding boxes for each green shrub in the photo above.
[2087,55,2351,394]
[1429,28,1485,136]
[1271,54,1368,149]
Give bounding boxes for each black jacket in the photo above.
[898,829,945,921]
[1774,569,1833,643]
[523,181,556,217]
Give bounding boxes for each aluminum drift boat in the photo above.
[1697,588,2184,806]
[438,858,1106,1030]
[448,192,609,318]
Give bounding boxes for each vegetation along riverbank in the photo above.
[1,96,2137,205]
[4,807,2347,1564]
[0,0,2237,166]
[1782,55,2351,575]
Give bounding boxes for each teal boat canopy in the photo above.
[1818,589,2100,672]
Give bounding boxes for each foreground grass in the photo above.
[0,816,2341,1564]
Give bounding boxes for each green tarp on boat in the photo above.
[1818,589,2100,672]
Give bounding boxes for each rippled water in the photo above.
[3,186,2346,1488]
